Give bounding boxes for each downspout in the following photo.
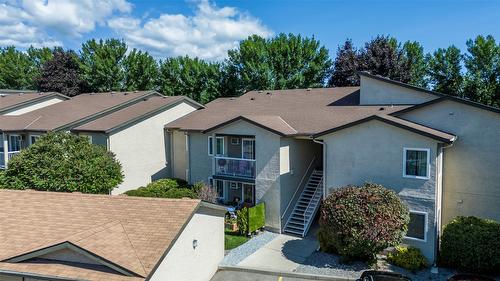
[432,137,456,272]
[312,137,326,199]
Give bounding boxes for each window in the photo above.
[29,135,40,145]
[8,135,21,152]
[208,136,214,156]
[214,179,224,199]
[231,137,240,145]
[406,211,427,241]
[215,137,224,156]
[242,138,255,159]
[403,148,430,179]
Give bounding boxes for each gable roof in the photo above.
[0,91,160,132]
[314,114,456,144]
[72,96,203,133]
[0,92,69,114]
[0,189,202,281]
[166,88,410,136]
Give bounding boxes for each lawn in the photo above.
[225,230,249,250]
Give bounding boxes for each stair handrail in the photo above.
[303,176,323,236]
[281,156,316,220]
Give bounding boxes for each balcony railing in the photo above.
[8,151,20,160]
[215,156,256,179]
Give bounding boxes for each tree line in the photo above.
[0,34,498,107]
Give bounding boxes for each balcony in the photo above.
[8,151,20,160]
[215,156,256,179]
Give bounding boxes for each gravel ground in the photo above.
[220,231,278,266]
[295,250,458,281]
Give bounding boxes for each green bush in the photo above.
[125,178,196,198]
[318,183,410,261]
[440,216,500,273]
[387,246,428,272]
[236,207,249,235]
[1,132,123,193]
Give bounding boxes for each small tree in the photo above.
[318,183,409,261]
[1,132,123,194]
[195,182,218,203]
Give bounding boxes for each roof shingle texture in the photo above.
[0,92,60,111]
[166,88,411,136]
[72,96,185,132]
[0,190,200,281]
[0,91,154,132]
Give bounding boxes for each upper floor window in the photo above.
[215,137,224,156]
[405,211,427,241]
[403,148,429,179]
[208,136,214,156]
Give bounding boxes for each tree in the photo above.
[463,35,500,107]
[122,49,158,91]
[158,56,222,103]
[225,33,332,95]
[36,49,83,96]
[27,46,54,87]
[328,39,360,87]
[318,183,409,261]
[426,46,463,96]
[0,46,35,90]
[359,35,410,83]
[402,41,427,88]
[80,38,127,92]
[1,132,123,194]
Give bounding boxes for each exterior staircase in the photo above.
[283,169,323,237]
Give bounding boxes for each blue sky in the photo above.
[1,0,499,60]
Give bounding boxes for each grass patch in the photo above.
[225,230,249,250]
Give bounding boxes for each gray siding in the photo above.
[320,120,440,262]
[189,132,213,185]
[360,76,438,105]
[399,100,500,224]
[172,130,188,180]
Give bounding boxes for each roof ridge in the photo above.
[119,221,147,275]
[277,116,297,134]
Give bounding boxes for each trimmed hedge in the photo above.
[318,183,410,261]
[387,246,428,272]
[237,203,266,235]
[440,216,500,273]
[125,178,196,198]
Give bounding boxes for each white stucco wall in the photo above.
[319,120,440,262]
[148,207,224,281]
[4,96,65,115]
[109,102,197,194]
[360,76,438,105]
[399,99,500,224]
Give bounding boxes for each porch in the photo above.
[0,133,40,168]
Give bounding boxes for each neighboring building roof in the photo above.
[314,114,457,144]
[72,96,203,133]
[0,189,202,281]
[166,87,410,136]
[0,91,159,132]
[0,92,68,114]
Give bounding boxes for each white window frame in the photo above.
[8,134,22,152]
[29,134,41,145]
[403,147,430,180]
[215,136,224,156]
[231,137,240,145]
[208,136,214,156]
[405,210,428,242]
[241,138,255,160]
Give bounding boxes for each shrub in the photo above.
[196,182,218,203]
[248,203,266,233]
[236,207,249,235]
[125,178,196,198]
[387,246,428,272]
[318,183,410,261]
[1,132,123,193]
[440,216,500,273]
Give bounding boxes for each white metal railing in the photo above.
[303,180,323,236]
[8,151,20,160]
[281,156,316,220]
[215,156,256,178]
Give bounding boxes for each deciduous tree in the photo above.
[328,39,360,87]
[123,49,158,91]
[426,46,463,97]
[36,49,83,96]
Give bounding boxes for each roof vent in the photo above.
[123,92,128,95]
[89,92,94,95]
[258,90,263,94]
[306,88,312,91]
[250,97,255,100]
[379,107,385,111]
[229,97,235,100]
[110,91,116,94]
[18,92,24,95]
[0,94,5,97]
[266,92,271,95]
[134,90,138,93]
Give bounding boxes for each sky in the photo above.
[0,0,499,61]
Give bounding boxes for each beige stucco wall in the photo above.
[109,102,197,194]
[319,120,440,262]
[399,100,500,224]
[4,96,65,116]
[360,76,438,105]
[171,130,188,180]
[149,207,224,281]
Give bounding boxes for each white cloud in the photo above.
[108,0,272,60]
[0,0,132,48]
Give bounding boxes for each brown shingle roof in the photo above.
[72,96,202,133]
[166,87,410,136]
[0,92,67,113]
[0,91,158,132]
[0,189,201,281]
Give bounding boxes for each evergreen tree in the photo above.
[328,39,360,87]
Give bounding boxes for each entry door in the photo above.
[242,139,255,159]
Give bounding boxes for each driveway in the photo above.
[211,268,342,281]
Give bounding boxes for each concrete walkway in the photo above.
[237,232,319,272]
